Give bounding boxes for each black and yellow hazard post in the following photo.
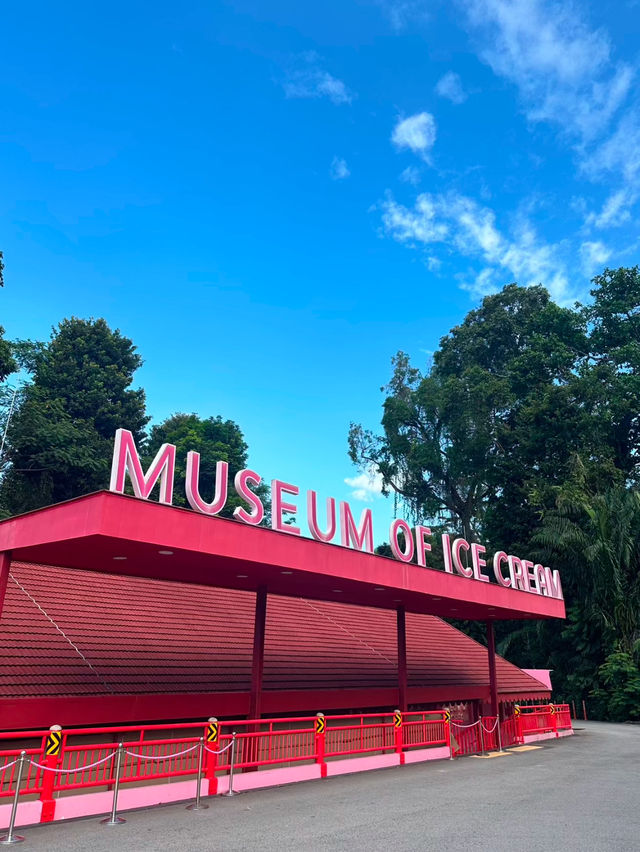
[393,709,404,764]
[41,725,63,823]
[444,709,454,760]
[549,703,559,738]
[204,717,220,795]
[514,705,523,744]
[315,713,327,777]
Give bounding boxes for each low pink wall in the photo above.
[403,746,450,764]
[523,729,573,744]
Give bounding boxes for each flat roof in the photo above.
[0,491,565,621]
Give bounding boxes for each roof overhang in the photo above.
[0,491,565,621]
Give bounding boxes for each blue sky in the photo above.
[1,0,639,544]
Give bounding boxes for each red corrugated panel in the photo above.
[0,562,548,700]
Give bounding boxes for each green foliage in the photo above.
[144,412,269,520]
[0,318,148,515]
[349,284,591,549]
[351,268,640,719]
[592,648,640,722]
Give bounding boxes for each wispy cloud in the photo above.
[580,240,612,275]
[391,112,437,161]
[460,0,633,147]
[435,71,467,104]
[381,190,575,302]
[330,156,351,180]
[399,165,421,185]
[282,53,353,105]
[375,0,430,31]
[345,470,384,502]
[585,188,638,229]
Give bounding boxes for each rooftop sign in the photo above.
[109,428,563,601]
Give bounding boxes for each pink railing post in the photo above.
[393,710,404,765]
[40,725,62,823]
[204,718,219,795]
[315,714,327,778]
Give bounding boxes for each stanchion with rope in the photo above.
[100,744,126,826]
[479,718,485,754]
[186,738,208,812]
[222,733,238,797]
[0,752,26,845]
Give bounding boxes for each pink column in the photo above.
[487,621,499,717]
[249,586,268,722]
[397,606,408,712]
[0,551,12,620]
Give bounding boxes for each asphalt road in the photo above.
[16,722,640,851]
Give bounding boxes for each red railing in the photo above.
[0,705,571,827]
[517,704,571,738]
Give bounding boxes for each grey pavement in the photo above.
[15,722,640,851]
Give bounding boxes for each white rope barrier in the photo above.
[0,759,20,772]
[204,741,234,756]
[451,720,481,729]
[28,752,117,773]
[481,718,499,734]
[123,744,199,761]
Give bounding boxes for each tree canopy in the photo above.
[350,267,640,719]
[144,412,269,519]
[0,317,148,514]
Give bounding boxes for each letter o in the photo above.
[390,519,414,563]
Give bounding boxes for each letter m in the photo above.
[109,428,176,505]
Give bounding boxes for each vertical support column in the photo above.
[396,605,408,712]
[0,551,12,622]
[486,620,499,718]
[249,585,268,722]
[246,586,267,773]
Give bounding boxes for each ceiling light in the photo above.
[112,556,127,561]
[374,587,385,591]
[237,574,248,579]
[158,550,173,556]
[281,570,293,575]
[332,589,342,593]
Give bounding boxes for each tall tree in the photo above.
[0,318,148,515]
[144,412,268,519]
[582,266,640,478]
[349,284,589,547]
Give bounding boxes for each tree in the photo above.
[582,266,640,478]
[0,318,148,515]
[349,284,589,548]
[144,413,268,519]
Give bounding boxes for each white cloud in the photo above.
[391,112,437,161]
[344,471,384,502]
[460,0,633,146]
[585,189,638,229]
[399,165,421,185]
[330,156,350,180]
[435,71,467,104]
[580,240,612,275]
[583,112,640,184]
[376,0,430,31]
[283,53,353,105]
[382,190,574,302]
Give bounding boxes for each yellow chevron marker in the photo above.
[45,730,62,757]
